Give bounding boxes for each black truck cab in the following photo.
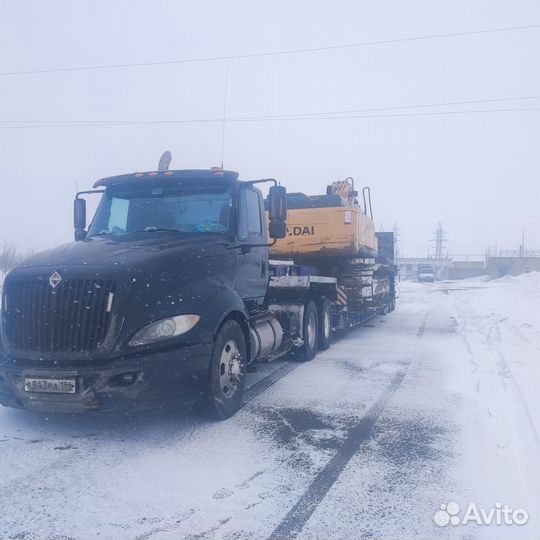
[0,169,291,418]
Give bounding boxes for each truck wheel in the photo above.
[206,319,247,419]
[318,297,333,350]
[299,300,318,361]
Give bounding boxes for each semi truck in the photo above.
[0,161,395,418]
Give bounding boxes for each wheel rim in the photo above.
[323,306,331,339]
[307,311,317,349]
[219,339,243,399]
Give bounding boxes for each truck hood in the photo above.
[9,234,231,278]
[1,233,237,361]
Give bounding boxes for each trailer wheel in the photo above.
[205,319,247,419]
[299,300,319,361]
[318,297,333,350]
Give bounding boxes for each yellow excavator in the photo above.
[268,177,395,327]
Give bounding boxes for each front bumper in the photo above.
[0,343,213,413]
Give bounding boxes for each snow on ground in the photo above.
[441,273,540,540]
[0,273,538,540]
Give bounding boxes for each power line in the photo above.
[0,24,537,77]
[209,95,540,121]
[0,106,537,130]
[281,107,539,121]
[1,95,537,124]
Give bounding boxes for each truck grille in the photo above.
[3,277,115,352]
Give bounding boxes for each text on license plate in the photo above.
[24,378,76,394]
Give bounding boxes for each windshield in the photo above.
[88,182,233,237]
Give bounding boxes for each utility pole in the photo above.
[393,222,400,261]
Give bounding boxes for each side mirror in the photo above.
[73,198,87,241]
[268,185,287,239]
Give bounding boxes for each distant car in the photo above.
[418,265,435,282]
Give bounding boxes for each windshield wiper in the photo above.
[132,227,181,233]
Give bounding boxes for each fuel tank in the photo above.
[249,318,284,361]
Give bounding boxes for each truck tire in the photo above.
[206,319,247,419]
[299,300,319,361]
[318,297,333,350]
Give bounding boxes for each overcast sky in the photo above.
[0,0,538,257]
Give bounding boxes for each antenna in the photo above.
[220,59,230,169]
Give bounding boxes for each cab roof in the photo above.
[93,169,240,188]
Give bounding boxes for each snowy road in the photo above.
[0,275,538,540]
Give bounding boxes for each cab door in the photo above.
[234,186,268,314]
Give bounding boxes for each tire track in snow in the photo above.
[242,362,301,406]
[451,287,539,449]
[268,313,428,540]
[485,317,540,448]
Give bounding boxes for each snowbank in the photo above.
[459,271,539,340]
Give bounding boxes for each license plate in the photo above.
[24,377,76,394]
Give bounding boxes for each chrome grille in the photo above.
[3,277,114,352]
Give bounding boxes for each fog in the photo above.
[0,0,538,257]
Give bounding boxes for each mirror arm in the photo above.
[76,189,104,199]
[246,178,277,187]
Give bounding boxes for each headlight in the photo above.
[129,314,200,346]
